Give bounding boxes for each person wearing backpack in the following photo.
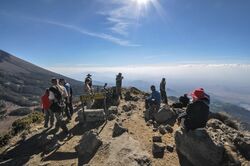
[41,88,54,128]
[177,88,210,131]
[84,74,93,94]
[84,74,93,108]
[59,78,72,120]
[64,79,74,116]
[49,78,70,135]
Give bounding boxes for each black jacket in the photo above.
[179,99,209,130]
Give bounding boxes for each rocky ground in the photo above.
[0,88,249,166]
[0,89,180,166]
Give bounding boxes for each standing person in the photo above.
[177,88,210,131]
[116,73,123,99]
[41,88,54,128]
[84,74,93,108]
[65,80,74,116]
[49,78,70,135]
[59,78,72,120]
[160,78,168,104]
[84,74,93,94]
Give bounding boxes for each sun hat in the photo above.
[191,88,206,100]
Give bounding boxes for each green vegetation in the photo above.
[11,112,44,135]
[0,112,44,148]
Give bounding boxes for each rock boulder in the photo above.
[154,106,176,124]
[175,128,224,166]
[112,122,128,137]
[75,130,102,156]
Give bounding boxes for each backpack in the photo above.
[49,86,64,112]
[49,86,62,102]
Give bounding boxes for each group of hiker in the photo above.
[40,73,124,133]
[145,78,168,112]
[146,80,210,131]
[41,78,73,135]
[41,72,211,135]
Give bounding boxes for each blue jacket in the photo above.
[148,90,161,105]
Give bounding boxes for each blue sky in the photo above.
[0,0,250,67]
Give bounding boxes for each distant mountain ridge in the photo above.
[0,50,83,107]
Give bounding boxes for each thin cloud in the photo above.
[34,19,140,47]
[0,11,140,47]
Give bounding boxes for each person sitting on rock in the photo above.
[145,85,161,119]
[177,88,210,131]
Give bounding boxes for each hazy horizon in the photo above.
[45,63,250,110]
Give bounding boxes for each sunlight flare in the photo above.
[135,0,150,5]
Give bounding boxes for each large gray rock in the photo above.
[77,109,85,124]
[206,119,250,165]
[75,130,102,156]
[89,133,151,166]
[84,109,105,122]
[112,122,128,137]
[175,128,224,166]
[154,106,176,124]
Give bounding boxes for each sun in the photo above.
[136,0,150,5]
[134,0,150,6]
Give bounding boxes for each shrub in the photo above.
[0,132,12,147]
[209,112,239,130]
[11,112,44,135]
[209,111,230,122]
[12,118,32,135]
